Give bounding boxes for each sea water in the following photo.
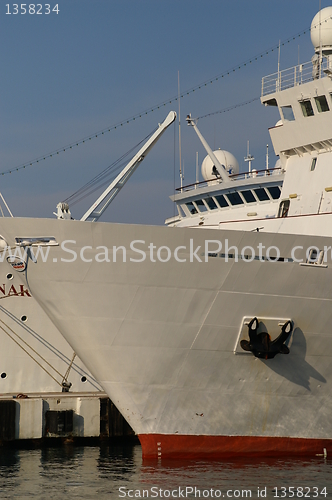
[0,443,331,499]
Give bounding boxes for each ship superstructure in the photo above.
[167,7,332,238]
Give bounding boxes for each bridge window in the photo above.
[226,192,243,206]
[281,105,295,121]
[214,194,229,208]
[267,186,281,199]
[254,188,269,201]
[315,95,329,113]
[205,197,218,210]
[300,99,314,117]
[185,202,198,215]
[241,190,256,203]
[195,199,207,212]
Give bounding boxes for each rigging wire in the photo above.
[63,128,156,206]
[0,317,65,387]
[0,15,330,178]
[197,97,261,121]
[0,303,102,390]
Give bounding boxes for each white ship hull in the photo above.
[0,258,101,394]
[1,217,332,457]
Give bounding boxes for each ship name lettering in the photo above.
[0,284,31,298]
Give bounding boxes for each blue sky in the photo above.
[0,0,327,223]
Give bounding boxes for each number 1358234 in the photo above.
[6,4,59,14]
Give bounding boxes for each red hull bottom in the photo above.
[139,434,332,459]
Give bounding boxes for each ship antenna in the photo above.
[244,140,254,173]
[178,71,183,192]
[277,40,281,90]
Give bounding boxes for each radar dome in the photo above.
[201,150,239,182]
[311,7,332,54]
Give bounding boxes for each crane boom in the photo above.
[80,111,176,222]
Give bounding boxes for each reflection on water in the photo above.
[0,444,331,499]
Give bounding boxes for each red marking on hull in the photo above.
[138,434,332,459]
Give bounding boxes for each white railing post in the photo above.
[262,60,314,97]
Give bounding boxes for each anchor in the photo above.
[240,317,293,359]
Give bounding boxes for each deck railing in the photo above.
[175,168,283,193]
[261,58,331,97]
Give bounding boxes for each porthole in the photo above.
[6,273,13,280]
[81,376,87,383]
[1,373,7,379]
[21,315,28,322]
